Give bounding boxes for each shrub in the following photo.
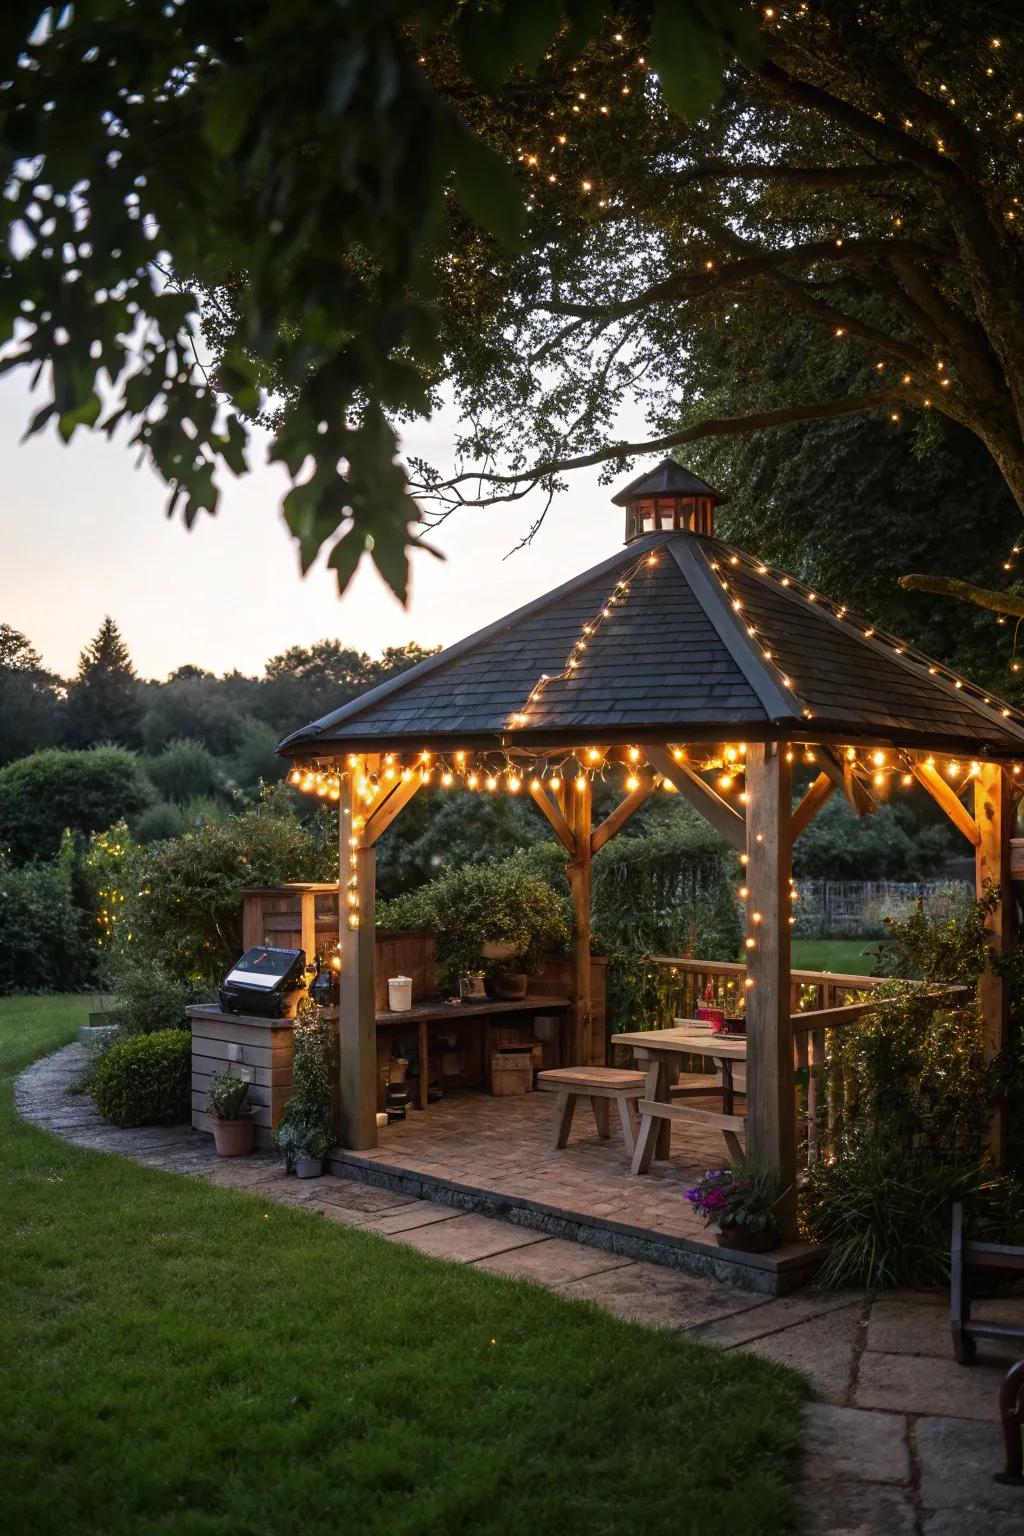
[108,785,337,986]
[208,1072,249,1120]
[229,717,287,794]
[90,1029,191,1127]
[107,955,212,1034]
[0,834,95,994]
[803,892,1024,1286]
[145,738,225,805]
[378,851,570,989]
[275,1000,334,1167]
[791,796,952,881]
[804,1131,992,1290]
[133,801,187,844]
[0,746,153,862]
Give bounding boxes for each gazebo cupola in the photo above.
[612,457,728,541]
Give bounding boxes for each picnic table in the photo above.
[610,1023,748,1174]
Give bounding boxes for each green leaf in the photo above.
[449,126,525,248]
[327,528,366,596]
[455,5,508,94]
[57,392,101,442]
[650,0,725,122]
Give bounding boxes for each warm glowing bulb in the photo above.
[575,775,587,792]
[626,774,639,792]
[549,776,561,791]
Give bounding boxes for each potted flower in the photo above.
[207,1071,254,1157]
[274,998,333,1178]
[683,1163,784,1252]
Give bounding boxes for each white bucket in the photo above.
[388,975,412,1012]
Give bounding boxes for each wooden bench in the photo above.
[950,1201,1024,1363]
[537,1067,646,1153]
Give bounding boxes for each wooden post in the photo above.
[744,742,797,1237]
[338,759,378,1150]
[299,888,316,965]
[566,775,593,1064]
[975,763,1014,1165]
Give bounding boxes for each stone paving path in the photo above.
[16,1044,1024,1535]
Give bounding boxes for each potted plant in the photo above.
[377,855,570,1001]
[274,998,333,1178]
[683,1163,785,1252]
[207,1071,254,1157]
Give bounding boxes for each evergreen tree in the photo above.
[64,618,142,749]
[0,624,62,765]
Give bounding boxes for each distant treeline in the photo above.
[0,617,435,769]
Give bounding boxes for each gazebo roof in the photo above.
[278,527,1024,760]
[610,458,728,506]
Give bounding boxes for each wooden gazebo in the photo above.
[279,460,1024,1233]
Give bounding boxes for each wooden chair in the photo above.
[950,1201,1024,1364]
[537,1067,646,1154]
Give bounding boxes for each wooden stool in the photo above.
[537,1067,646,1154]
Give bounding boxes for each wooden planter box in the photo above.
[188,1005,295,1151]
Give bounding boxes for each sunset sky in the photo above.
[1,370,642,682]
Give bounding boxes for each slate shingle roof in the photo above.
[610,459,726,505]
[278,530,1024,760]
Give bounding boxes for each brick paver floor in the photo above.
[15,1044,1024,1535]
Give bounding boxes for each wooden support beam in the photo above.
[566,777,594,1065]
[591,776,661,856]
[643,743,746,851]
[819,748,877,816]
[363,772,421,846]
[976,764,1014,1165]
[912,759,981,846]
[791,771,836,841]
[338,762,378,1151]
[744,742,797,1238]
[528,780,575,853]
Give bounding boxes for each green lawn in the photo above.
[1,994,804,1536]
[791,938,890,976]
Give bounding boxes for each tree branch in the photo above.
[899,574,1024,618]
[538,238,953,323]
[422,389,908,502]
[678,158,923,190]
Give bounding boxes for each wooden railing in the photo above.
[640,956,969,1169]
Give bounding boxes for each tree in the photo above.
[64,618,142,749]
[0,624,62,765]
[145,739,226,806]
[415,5,1024,552]
[0,746,153,862]
[261,640,440,733]
[0,2,756,601]
[679,306,1024,694]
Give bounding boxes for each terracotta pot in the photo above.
[715,1225,775,1253]
[211,1114,254,1157]
[490,971,529,1001]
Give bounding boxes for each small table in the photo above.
[611,1024,748,1174]
[377,995,571,1109]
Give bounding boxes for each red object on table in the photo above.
[696,1004,726,1033]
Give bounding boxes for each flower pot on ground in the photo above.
[715,1224,775,1253]
[683,1163,784,1253]
[207,1071,254,1157]
[274,998,334,1174]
